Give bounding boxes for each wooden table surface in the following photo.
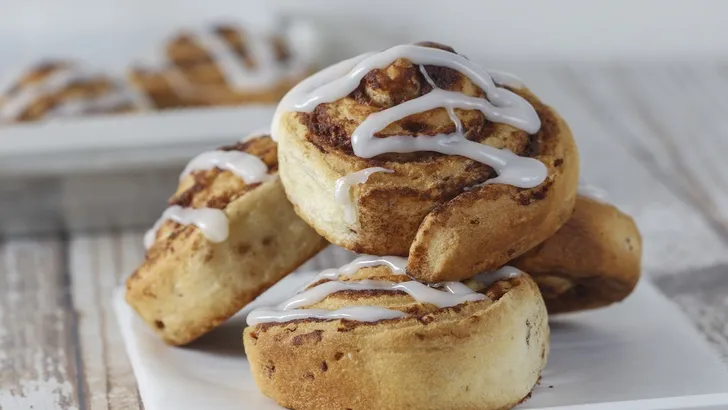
[2,62,728,409]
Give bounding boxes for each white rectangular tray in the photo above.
[114,273,728,410]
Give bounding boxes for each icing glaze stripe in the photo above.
[246,259,525,325]
[143,205,228,249]
[247,306,405,326]
[334,167,394,224]
[273,44,548,189]
[180,150,273,183]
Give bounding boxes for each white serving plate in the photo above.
[0,107,274,174]
[114,273,728,410]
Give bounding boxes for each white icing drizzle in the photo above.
[180,150,273,183]
[273,44,547,189]
[487,69,525,89]
[335,167,394,224]
[145,133,271,249]
[248,279,485,326]
[578,180,609,202]
[316,255,407,281]
[420,66,464,135]
[272,52,374,141]
[143,205,228,249]
[472,265,524,286]
[247,258,527,326]
[189,25,309,91]
[247,306,406,325]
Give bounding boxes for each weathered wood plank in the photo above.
[65,229,353,410]
[515,63,728,278]
[655,263,728,362]
[0,237,81,410]
[608,63,728,238]
[69,232,145,410]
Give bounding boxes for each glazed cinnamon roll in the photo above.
[274,42,579,282]
[126,133,328,345]
[244,258,548,410]
[0,60,149,124]
[129,23,315,109]
[512,192,642,314]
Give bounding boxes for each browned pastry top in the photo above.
[170,135,277,209]
[144,135,277,260]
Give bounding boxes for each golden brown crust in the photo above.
[277,42,578,282]
[512,196,642,314]
[1,61,138,123]
[125,136,328,345]
[243,270,549,410]
[129,25,311,108]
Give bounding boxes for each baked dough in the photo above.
[244,265,548,410]
[276,42,578,282]
[513,196,642,313]
[126,135,328,345]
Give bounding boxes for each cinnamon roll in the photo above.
[129,23,314,109]
[0,60,149,124]
[512,193,642,314]
[244,258,548,410]
[126,133,328,345]
[274,42,579,282]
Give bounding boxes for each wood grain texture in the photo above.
[69,232,145,410]
[2,62,728,409]
[656,264,728,362]
[566,63,728,243]
[513,62,728,277]
[0,237,81,410]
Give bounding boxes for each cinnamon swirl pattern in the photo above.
[129,23,315,109]
[244,261,548,410]
[126,133,328,345]
[274,42,579,282]
[0,60,149,124]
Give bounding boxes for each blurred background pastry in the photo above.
[0,60,149,124]
[129,21,316,109]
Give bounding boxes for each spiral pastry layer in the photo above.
[275,42,579,281]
